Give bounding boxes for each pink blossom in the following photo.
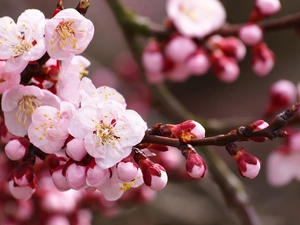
[266,146,300,187]
[98,167,144,201]
[217,37,246,62]
[116,155,139,182]
[172,120,205,140]
[56,55,90,105]
[69,101,147,169]
[139,158,168,191]
[252,42,275,76]
[4,138,28,160]
[8,180,36,200]
[265,79,296,115]
[46,215,70,225]
[86,161,109,187]
[66,138,87,161]
[167,64,190,82]
[65,162,87,190]
[256,0,281,16]
[45,8,94,60]
[51,167,70,191]
[1,85,61,137]
[142,40,164,74]
[0,61,20,93]
[0,9,46,73]
[167,0,226,38]
[79,77,126,108]
[185,151,206,178]
[235,152,261,179]
[212,50,240,83]
[239,24,263,46]
[28,101,75,154]
[165,36,196,63]
[186,49,210,76]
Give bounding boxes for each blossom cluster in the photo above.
[142,0,280,83]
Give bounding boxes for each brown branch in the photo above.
[216,12,300,36]
[141,102,299,148]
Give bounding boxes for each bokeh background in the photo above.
[1,0,300,224]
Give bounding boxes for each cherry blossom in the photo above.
[69,100,147,169]
[27,101,76,154]
[166,0,226,38]
[1,85,61,137]
[98,167,144,201]
[0,61,20,93]
[0,9,46,73]
[45,8,94,60]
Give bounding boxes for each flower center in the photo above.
[179,5,198,22]
[95,120,120,147]
[12,38,32,57]
[16,95,42,127]
[54,20,77,49]
[119,181,136,191]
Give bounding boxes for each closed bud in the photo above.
[265,79,296,115]
[116,155,139,182]
[185,150,207,178]
[249,120,269,142]
[212,50,240,83]
[255,0,281,17]
[142,40,164,74]
[186,49,210,76]
[239,24,263,46]
[65,162,87,190]
[235,151,261,179]
[165,36,197,63]
[217,36,246,61]
[252,42,275,76]
[86,160,109,187]
[139,158,168,191]
[4,138,28,161]
[171,120,205,143]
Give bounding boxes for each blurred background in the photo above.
[1,0,300,224]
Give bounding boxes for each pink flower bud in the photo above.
[66,138,87,161]
[66,162,87,190]
[139,158,168,191]
[46,215,70,225]
[252,42,275,76]
[4,138,28,160]
[255,0,281,16]
[52,168,70,191]
[235,152,261,179]
[116,156,139,182]
[8,180,36,200]
[217,37,246,61]
[86,162,109,187]
[142,51,164,74]
[167,64,190,82]
[212,51,240,83]
[165,36,197,63]
[239,24,263,46]
[171,120,205,142]
[186,49,210,76]
[265,79,296,115]
[185,152,207,178]
[249,120,269,142]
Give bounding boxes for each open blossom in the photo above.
[167,0,226,38]
[69,100,147,169]
[0,61,20,94]
[45,8,94,60]
[27,101,76,154]
[1,85,61,137]
[98,167,144,201]
[0,9,46,73]
[79,77,126,108]
[56,55,90,104]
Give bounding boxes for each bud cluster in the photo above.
[142,0,282,83]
